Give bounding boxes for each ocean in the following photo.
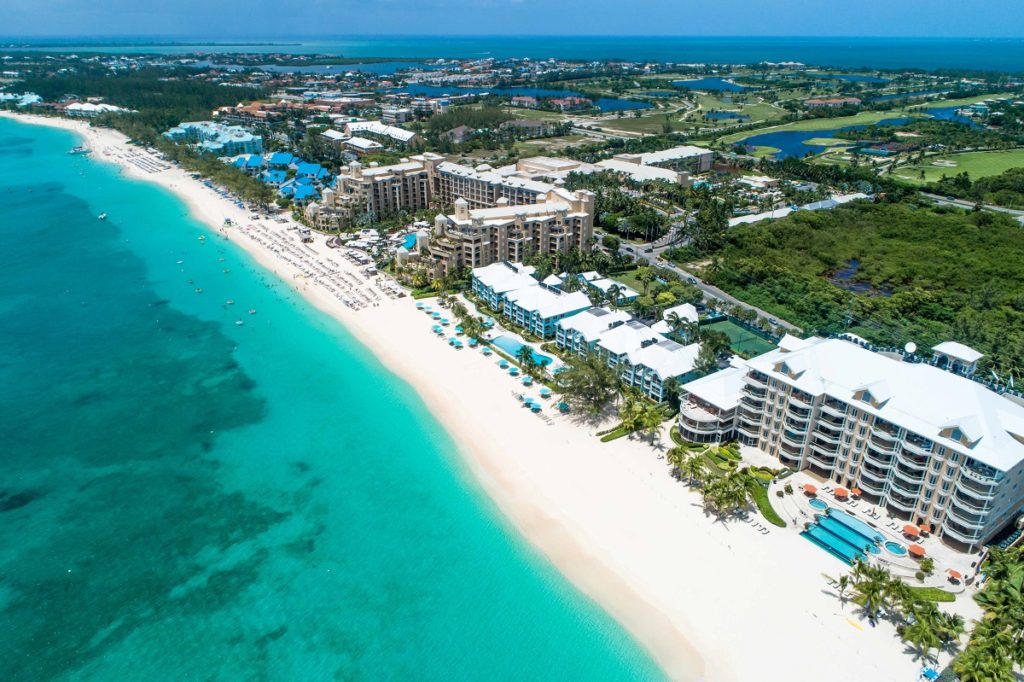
[7,35,1024,72]
[0,117,665,681]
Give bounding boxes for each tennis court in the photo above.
[702,319,777,357]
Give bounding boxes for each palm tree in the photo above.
[606,283,622,308]
[836,574,851,606]
[680,454,708,487]
[516,344,537,376]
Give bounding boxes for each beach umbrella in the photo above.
[903,524,920,538]
[834,487,849,499]
[947,569,962,582]
[919,523,932,535]
[850,487,862,497]
[468,338,478,347]
[539,387,552,397]
[908,544,926,558]
[803,484,817,496]
[557,402,570,412]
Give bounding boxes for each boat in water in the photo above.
[68,145,90,155]
[97,213,107,220]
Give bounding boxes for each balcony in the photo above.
[865,444,896,463]
[943,520,984,543]
[781,432,806,449]
[886,492,917,513]
[681,417,719,433]
[813,428,841,445]
[743,385,767,399]
[952,490,992,513]
[810,440,839,456]
[780,440,804,457]
[857,477,886,496]
[889,477,923,498]
[960,464,1000,486]
[902,439,933,457]
[895,450,929,470]
[892,463,925,485]
[785,418,809,433]
[807,453,837,470]
[946,505,989,529]
[737,424,759,440]
[790,395,813,410]
[860,466,889,483]
[871,426,900,442]
[821,402,847,419]
[955,476,997,501]
[746,374,767,390]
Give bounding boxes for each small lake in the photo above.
[672,78,752,92]
[392,83,652,112]
[924,106,983,128]
[192,60,443,75]
[808,73,890,83]
[703,111,750,120]
[738,117,913,159]
[830,258,892,296]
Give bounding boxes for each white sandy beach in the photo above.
[6,111,971,681]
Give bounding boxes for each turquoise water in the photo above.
[808,498,828,510]
[0,117,665,681]
[885,541,908,556]
[401,232,417,249]
[490,335,553,366]
[802,508,882,564]
[12,36,1024,71]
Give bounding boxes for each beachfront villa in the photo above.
[577,271,640,305]
[555,308,702,401]
[163,121,263,156]
[471,261,539,309]
[503,286,593,339]
[678,335,1024,553]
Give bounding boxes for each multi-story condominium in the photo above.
[471,262,539,310]
[502,286,592,339]
[163,121,263,156]
[609,145,714,175]
[555,311,700,401]
[381,106,413,124]
[433,161,556,209]
[429,188,594,276]
[332,156,439,221]
[555,307,632,356]
[343,120,422,147]
[679,335,1024,553]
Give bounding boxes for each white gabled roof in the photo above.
[345,120,418,143]
[596,320,661,356]
[557,307,632,342]
[681,365,748,411]
[597,158,682,183]
[663,303,698,324]
[472,261,537,294]
[638,145,713,165]
[932,341,984,364]
[743,337,1024,471]
[541,274,564,287]
[345,137,383,151]
[504,287,591,319]
[627,339,701,380]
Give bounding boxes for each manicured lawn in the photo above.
[893,149,1024,184]
[719,110,917,144]
[748,482,787,527]
[599,113,682,134]
[611,270,649,295]
[907,586,956,602]
[916,92,1011,109]
[802,137,851,147]
[749,145,781,158]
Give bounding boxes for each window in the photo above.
[929,474,938,485]
[937,495,947,506]
[941,480,952,492]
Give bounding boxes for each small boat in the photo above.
[248,309,256,315]
[198,235,206,241]
[68,145,90,155]
[222,268,230,273]
[97,213,107,221]
[235,320,245,326]
[195,288,203,293]
[176,260,183,265]
[226,299,235,305]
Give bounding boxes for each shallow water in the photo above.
[0,117,665,681]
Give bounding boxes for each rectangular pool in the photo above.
[490,335,552,366]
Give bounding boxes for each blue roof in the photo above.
[232,156,247,168]
[268,152,294,166]
[295,162,323,177]
[261,169,287,185]
[295,175,314,186]
[244,154,264,168]
[291,185,318,201]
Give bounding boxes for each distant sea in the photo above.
[5,35,1024,72]
[0,116,664,680]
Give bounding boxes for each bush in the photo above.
[784,483,794,495]
[600,426,630,443]
[776,490,785,498]
[908,586,956,602]
[748,480,787,527]
[915,571,925,582]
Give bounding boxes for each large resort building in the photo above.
[678,335,1024,553]
[315,153,595,276]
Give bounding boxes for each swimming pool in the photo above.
[802,508,882,564]
[809,498,828,510]
[490,335,553,366]
[885,541,908,556]
[402,233,417,250]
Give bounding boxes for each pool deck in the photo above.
[771,469,982,591]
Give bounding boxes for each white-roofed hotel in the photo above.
[679,335,1024,552]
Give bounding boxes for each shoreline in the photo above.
[4,111,933,681]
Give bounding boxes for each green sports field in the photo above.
[702,319,777,357]
[893,149,1024,184]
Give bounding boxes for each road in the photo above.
[595,229,802,333]
[922,192,1024,218]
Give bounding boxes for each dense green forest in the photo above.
[697,202,1024,375]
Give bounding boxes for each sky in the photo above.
[1,0,1022,38]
